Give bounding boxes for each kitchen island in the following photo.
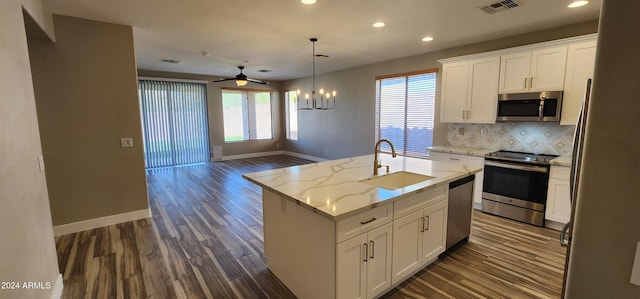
[243,154,482,299]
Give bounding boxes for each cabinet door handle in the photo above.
[360,217,376,225]
[530,77,534,88]
[370,240,375,259]
[524,77,528,88]
[420,217,425,232]
[462,110,465,120]
[363,243,368,262]
[425,215,430,231]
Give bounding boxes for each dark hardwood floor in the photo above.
[56,155,566,298]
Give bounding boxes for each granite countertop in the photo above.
[428,146,496,157]
[550,156,572,167]
[243,154,482,220]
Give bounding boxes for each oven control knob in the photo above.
[534,158,539,162]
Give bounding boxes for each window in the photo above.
[222,89,273,142]
[138,80,210,168]
[375,70,437,158]
[285,90,298,140]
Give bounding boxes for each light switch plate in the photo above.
[631,241,640,286]
[120,137,133,148]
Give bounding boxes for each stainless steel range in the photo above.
[482,150,558,226]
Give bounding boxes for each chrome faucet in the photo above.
[373,139,397,175]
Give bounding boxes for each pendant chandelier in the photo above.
[297,38,336,110]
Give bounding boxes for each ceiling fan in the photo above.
[212,66,268,86]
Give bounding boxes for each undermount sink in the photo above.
[359,171,435,190]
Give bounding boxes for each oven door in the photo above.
[482,160,550,211]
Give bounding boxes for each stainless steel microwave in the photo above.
[496,91,563,122]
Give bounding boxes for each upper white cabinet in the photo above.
[560,38,597,125]
[440,56,500,123]
[499,45,568,93]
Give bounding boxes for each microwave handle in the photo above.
[538,95,546,121]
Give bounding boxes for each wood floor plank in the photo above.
[56,155,567,298]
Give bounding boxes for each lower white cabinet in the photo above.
[391,199,448,284]
[545,165,571,224]
[430,152,484,207]
[337,223,393,299]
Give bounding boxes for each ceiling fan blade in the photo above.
[212,78,235,83]
[248,78,268,85]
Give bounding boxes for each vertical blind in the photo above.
[375,71,436,158]
[138,80,210,168]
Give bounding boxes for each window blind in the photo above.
[375,71,436,158]
[138,80,210,168]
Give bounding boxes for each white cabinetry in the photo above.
[440,56,500,123]
[391,188,448,284]
[560,38,597,125]
[499,45,568,93]
[337,223,392,299]
[430,152,484,208]
[545,165,571,224]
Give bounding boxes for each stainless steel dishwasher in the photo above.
[446,175,475,250]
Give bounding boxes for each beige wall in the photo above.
[137,70,284,157]
[566,0,640,297]
[28,15,149,226]
[282,20,599,160]
[0,0,60,298]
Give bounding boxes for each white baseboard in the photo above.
[283,151,327,162]
[218,150,285,161]
[50,273,63,299]
[53,208,151,236]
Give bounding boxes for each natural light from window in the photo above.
[375,71,436,158]
[222,89,273,142]
[285,90,298,140]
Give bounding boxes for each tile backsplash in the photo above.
[447,122,576,156]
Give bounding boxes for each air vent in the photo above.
[160,59,180,64]
[479,0,522,14]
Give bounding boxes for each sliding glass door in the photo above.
[138,80,210,168]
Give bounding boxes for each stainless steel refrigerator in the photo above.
[560,78,592,295]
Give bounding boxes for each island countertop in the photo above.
[243,154,482,220]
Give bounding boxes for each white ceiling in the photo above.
[43,0,601,81]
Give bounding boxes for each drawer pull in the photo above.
[360,217,377,225]
[449,158,460,161]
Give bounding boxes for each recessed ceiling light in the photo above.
[568,1,588,8]
[301,0,316,4]
[373,21,386,28]
[422,36,434,42]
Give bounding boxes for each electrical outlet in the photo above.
[120,137,133,148]
[458,127,465,135]
[481,128,488,136]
